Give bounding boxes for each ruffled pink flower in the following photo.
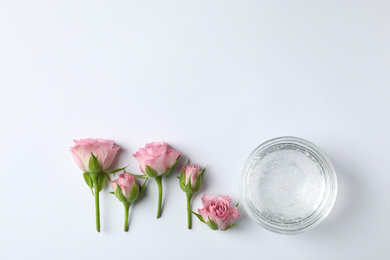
[133,141,181,176]
[180,163,201,189]
[198,194,241,230]
[110,173,136,200]
[70,138,120,172]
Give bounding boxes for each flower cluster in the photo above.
[70,138,240,232]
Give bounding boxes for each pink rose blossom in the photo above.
[198,194,241,230]
[180,163,201,189]
[133,141,181,176]
[110,173,136,201]
[70,138,120,172]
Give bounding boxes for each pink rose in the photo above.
[198,194,241,230]
[133,141,181,176]
[110,173,139,203]
[110,173,140,231]
[70,138,120,172]
[180,163,201,189]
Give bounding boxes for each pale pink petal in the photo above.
[110,180,118,193]
[101,145,120,170]
[201,194,216,209]
[198,208,210,222]
[145,153,168,175]
[190,164,200,188]
[164,148,180,170]
[145,141,167,155]
[70,148,85,172]
[133,151,154,174]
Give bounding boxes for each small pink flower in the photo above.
[110,173,137,202]
[133,141,181,176]
[180,163,201,189]
[70,138,120,172]
[198,194,241,230]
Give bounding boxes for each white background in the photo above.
[1,1,389,259]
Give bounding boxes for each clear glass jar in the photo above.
[240,136,338,234]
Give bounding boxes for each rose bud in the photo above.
[133,141,180,218]
[179,163,206,229]
[196,194,241,231]
[110,173,140,231]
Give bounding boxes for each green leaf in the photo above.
[206,218,219,230]
[145,165,159,178]
[102,166,127,174]
[97,173,106,192]
[88,153,101,174]
[162,156,180,176]
[83,172,94,194]
[128,172,149,179]
[128,182,140,203]
[222,224,237,231]
[191,211,205,223]
[115,183,128,203]
[109,192,115,195]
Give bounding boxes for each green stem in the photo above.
[90,173,100,232]
[186,193,193,229]
[155,176,163,218]
[123,203,131,232]
[94,184,100,232]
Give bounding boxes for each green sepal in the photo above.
[222,224,237,231]
[115,183,128,203]
[184,179,194,194]
[102,166,127,174]
[206,218,219,231]
[128,172,149,179]
[128,182,140,203]
[193,166,206,193]
[162,156,180,176]
[145,165,159,178]
[193,174,202,193]
[191,210,205,223]
[83,172,93,194]
[235,201,240,207]
[97,173,106,192]
[139,178,149,196]
[109,192,115,195]
[179,169,186,192]
[88,153,102,174]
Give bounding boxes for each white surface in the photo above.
[1,1,389,259]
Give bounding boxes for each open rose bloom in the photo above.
[70,138,121,232]
[133,141,180,218]
[70,138,120,173]
[198,194,241,231]
[133,141,180,177]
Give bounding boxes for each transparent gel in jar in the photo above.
[240,137,337,234]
